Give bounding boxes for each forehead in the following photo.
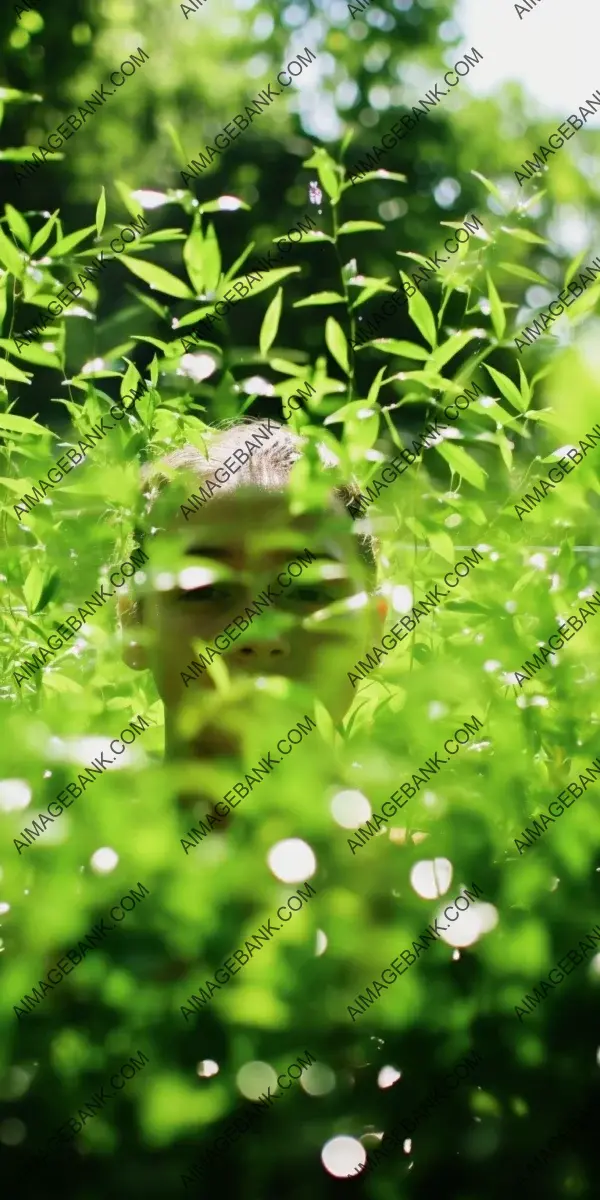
[166,487,358,567]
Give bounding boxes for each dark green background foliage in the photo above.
[1,1,600,1198]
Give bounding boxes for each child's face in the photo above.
[127,487,384,732]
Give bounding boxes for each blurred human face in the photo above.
[129,486,384,734]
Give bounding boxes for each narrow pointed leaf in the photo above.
[95,186,106,238]
[486,272,506,340]
[30,210,59,257]
[430,328,485,371]
[356,338,430,360]
[0,226,24,277]
[5,204,30,249]
[484,363,527,412]
[259,287,282,359]
[0,410,47,432]
[565,251,587,288]
[222,266,300,302]
[294,292,346,307]
[325,316,350,376]
[118,255,194,298]
[402,271,437,349]
[337,221,385,235]
[183,219,204,295]
[499,262,547,285]
[367,364,387,408]
[0,360,32,384]
[500,225,547,245]
[471,170,505,206]
[428,530,456,564]
[48,224,96,258]
[436,441,487,489]
[203,221,221,293]
[341,170,406,190]
[517,361,531,408]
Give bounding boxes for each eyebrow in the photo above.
[186,546,234,560]
[186,547,341,564]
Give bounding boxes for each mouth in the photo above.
[188,724,242,759]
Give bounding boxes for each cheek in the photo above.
[290,627,366,682]
[145,601,213,702]
[153,599,221,649]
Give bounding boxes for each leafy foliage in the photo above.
[2,6,600,1200]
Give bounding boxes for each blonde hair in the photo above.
[137,418,377,566]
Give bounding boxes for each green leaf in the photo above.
[349,280,396,310]
[291,230,334,245]
[325,316,350,376]
[383,368,447,390]
[0,475,31,493]
[0,146,63,164]
[125,284,170,320]
[319,159,341,202]
[565,251,587,288]
[23,563,46,612]
[95,186,106,238]
[268,358,307,378]
[0,411,47,433]
[173,305,215,330]
[340,127,354,158]
[223,266,300,302]
[44,674,84,695]
[484,363,528,412]
[367,365,387,409]
[0,226,24,277]
[0,338,60,368]
[337,221,385,235]
[0,360,33,384]
[517,361,531,409]
[130,335,169,352]
[48,224,96,258]
[0,87,43,103]
[471,170,505,207]
[127,229,183,246]
[357,338,430,360]
[430,328,486,371]
[341,170,406,190]
[500,225,547,245]
[117,255,194,298]
[436,442,487,490]
[518,189,547,214]
[183,217,205,295]
[486,272,506,341]
[324,399,380,455]
[499,262,547,285]
[197,196,250,213]
[5,204,30,249]
[303,147,341,202]
[203,221,221,293]
[402,271,437,349]
[427,530,456,564]
[30,210,59,256]
[293,292,346,308]
[395,250,436,268]
[259,287,282,359]
[227,239,255,281]
[113,179,145,223]
[498,433,513,473]
[120,357,143,400]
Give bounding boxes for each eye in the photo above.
[280,583,343,609]
[176,583,241,605]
